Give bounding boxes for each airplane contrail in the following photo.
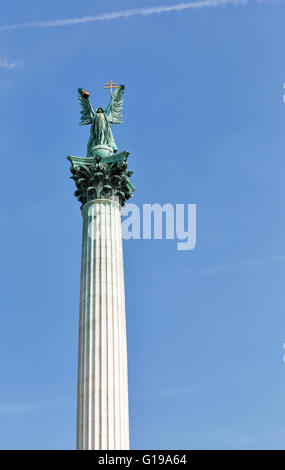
[0,0,263,32]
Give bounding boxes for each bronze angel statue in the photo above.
[78,85,125,157]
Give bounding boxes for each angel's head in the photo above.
[96,107,104,113]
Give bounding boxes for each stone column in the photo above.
[77,199,129,450]
[67,152,135,450]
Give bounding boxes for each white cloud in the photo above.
[0,399,73,415]
[200,255,285,275]
[0,0,266,32]
[0,56,19,69]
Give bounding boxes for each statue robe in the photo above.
[87,111,117,157]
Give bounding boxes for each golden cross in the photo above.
[104,80,119,96]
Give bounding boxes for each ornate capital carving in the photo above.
[67,152,135,208]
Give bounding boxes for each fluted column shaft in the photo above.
[76,198,129,450]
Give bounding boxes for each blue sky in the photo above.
[0,0,285,450]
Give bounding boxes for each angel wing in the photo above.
[105,84,125,124]
[78,88,95,125]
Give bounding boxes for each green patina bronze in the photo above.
[78,85,124,157]
[67,84,135,208]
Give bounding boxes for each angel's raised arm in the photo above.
[105,85,125,125]
[78,88,95,125]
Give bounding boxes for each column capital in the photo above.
[67,151,135,208]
